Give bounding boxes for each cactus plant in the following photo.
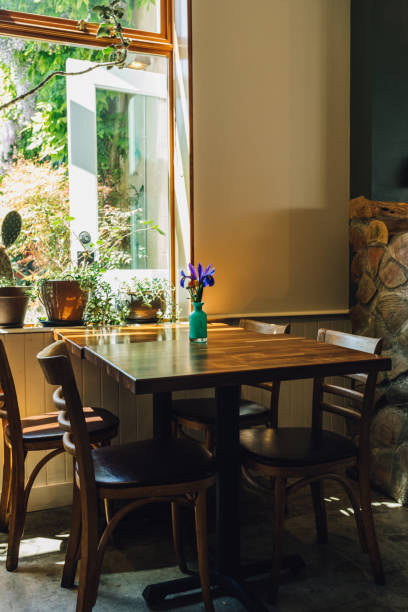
[0,211,22,282]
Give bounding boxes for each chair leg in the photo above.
[6,459,25,571]
[171,501,188,573]
[205,428,213,453]
[0,441,12,531]
[334,473,367,553]
[359,467,385,584]
[269,477,286,603]
[103,498,112,526]
[194,490,214,612]
[76,514,99,612]
[62,482,82,589]
[310,480,328,544]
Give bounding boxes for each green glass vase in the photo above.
[189,302,207,343]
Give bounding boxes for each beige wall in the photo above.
[192,0,350,316]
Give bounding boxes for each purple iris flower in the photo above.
[180,263,215,293]
[203,264,215,276]
[180,268,193,288]
[188,263,198,280]
[200,262,215,287]
[203,274,215,287]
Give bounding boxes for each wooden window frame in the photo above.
[0,0,173,50]
[0,0,186,285]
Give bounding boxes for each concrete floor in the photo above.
[0,480,407,612]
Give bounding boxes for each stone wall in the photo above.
[350,196,408,504]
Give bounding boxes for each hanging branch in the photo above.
[0,59,124,113]
[0,0,130,114]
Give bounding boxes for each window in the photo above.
[2,0,162,34]
[67,52,170,279]
[0,0,191,317]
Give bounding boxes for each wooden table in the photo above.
[58,323,391,611]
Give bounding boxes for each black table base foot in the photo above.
[142,575,201,605]
[142,573,269,611]
[214,571,270,612]
[142,556,305,610]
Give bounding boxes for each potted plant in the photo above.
[37,247,105,325]
[0,211,30,328]
[121,277,173,323]
[39,277,89,325]
[37,241,129,325]
[84,278,125,327]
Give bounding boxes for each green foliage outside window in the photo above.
[2,41,108,164]
[0,0,170,325]
[0,39,155,273]
[3,0,156,30]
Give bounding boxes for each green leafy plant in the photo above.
[0,0,132,115]
[60,247,127,326]
[121,276,177,321]
[84,280,125,326]
[122,276,169,304]
[0,276,16,288]
[1,159,71,280]
[32,245,116,324]
[0,211,22,283]
[1,158,163,283]
[0,0,156,165]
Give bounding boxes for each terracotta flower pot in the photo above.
[0,286,29,328]
[40,280,88,322]
[126,293,165,322]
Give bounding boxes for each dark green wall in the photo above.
[351,0,408,201]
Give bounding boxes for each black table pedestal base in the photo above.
[142,555,305,611]
[142,575,201,606]
[142,573,268,611]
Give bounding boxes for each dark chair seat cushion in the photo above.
[172,398,270,425]
[240,427,357,467]
[88,437,216,489]
[7,407,119,444]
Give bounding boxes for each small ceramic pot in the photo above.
[0,286,29,328]
[126,293,165,322]
[40,280,88,322]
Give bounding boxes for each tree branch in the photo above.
[0,52,127,113]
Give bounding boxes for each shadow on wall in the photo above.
[201,206,348,316]
[193,0,350,316]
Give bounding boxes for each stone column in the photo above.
[350,196,408,503]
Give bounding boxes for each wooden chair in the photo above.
[240,329,384,601]
[172,319,290,450]
[37,340,216,612]
[0,338,119,572]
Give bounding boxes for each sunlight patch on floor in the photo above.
[371,501,402,508]
[0,537,63,560]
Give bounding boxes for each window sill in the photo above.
[0,325,81,335]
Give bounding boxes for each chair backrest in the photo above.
[313,329,382,461]
[0,339,24,461]
[238,320,290,429]
[37,340,96,500]
[239,319,291,335]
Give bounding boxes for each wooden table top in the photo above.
[57,324,392,395]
